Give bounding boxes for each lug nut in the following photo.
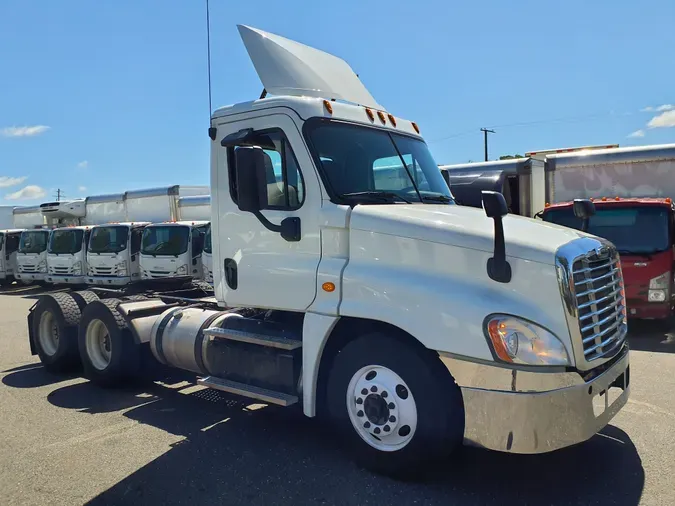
[356,398,363,405]
[370,386,377,392]
[383,425,390,432]
[374,427,381,434]
[381,391,388,398]
[389,415,396,423]
[388,402,395,410]
[357,410,364,417]
[364,421,371,429]
[361,388,368,395]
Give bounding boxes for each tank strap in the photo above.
[154,307,183,365]
[193,311,226,374]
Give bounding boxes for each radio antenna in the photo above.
[205,0,215,139]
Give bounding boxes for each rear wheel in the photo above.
[31,293,82,372]
[78,299,140,386]
[70,290,99,312]
[326,332,465,478]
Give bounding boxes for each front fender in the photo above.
[340,232,571,362]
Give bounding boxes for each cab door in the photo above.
[212,112,322,311]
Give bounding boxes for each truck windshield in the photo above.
[49,229,84,254]
[543,206,671,254]
[19,231,49,254]
[89,226,129,254]
[203,226,212,254]
[141,226,190,256]
[305,121,454,204]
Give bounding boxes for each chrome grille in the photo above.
[92,267,113,275]
[21,264,38,273]
[53,267,70,274]
[149,270,172,278]
[572,249,626,362]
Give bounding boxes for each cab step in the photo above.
[204,326,302,350]
[197,375,299,406]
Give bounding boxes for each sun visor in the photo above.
[238,25,383,110]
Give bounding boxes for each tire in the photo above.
[31,293,82,373]
[326,332,465,478]
[78,298,140,387]
[71,290,100,312]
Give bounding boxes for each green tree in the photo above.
[498,154,524,160]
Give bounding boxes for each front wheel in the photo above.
[326,332,465,478]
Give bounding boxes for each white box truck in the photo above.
[14,206,49,283]
[0,229,22,286]
[0,206,15,229]
[26,26,630,477]
[86,186,208,286]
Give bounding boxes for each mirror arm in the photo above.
[487,216,512,283]
[253,212,301,242]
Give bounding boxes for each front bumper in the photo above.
[87,275,131,286]
[46,274,86,284]
[440,346,630,453]
[16,273,46,281]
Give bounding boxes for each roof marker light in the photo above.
[667,198,672,204]
[377,111,386,124]
[387,114,397,127]
[323,100,333,114]
[365,108,375,122]
[601,197,607,201]
[545,203,550,208]
[411,121,420,134]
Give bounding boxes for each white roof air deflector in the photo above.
[238,25,383,110]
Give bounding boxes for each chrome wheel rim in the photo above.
[346,365,417,451]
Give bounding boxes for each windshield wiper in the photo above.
[421,194,454,203]
[341,191,412,204]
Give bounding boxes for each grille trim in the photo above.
[555,237,628,371]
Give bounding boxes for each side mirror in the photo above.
[481,191,511,283]
[234,146,268,213]
[482,190,508,218]
[573,198,595,232]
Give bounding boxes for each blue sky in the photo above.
[1,0,673,205]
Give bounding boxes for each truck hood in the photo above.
[349,204,590,265]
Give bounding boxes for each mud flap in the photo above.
[27,302,37,355]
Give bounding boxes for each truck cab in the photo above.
[139,221,209,282]
[86,222,148,286]
[542,198,675,319]
[15,228,51,283]
[45,226,92,285]
[0,229,22,286]
[201,223,213,284]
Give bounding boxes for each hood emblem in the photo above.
[633,262,647,267]
[594,246,610,259]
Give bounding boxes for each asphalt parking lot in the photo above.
[1,285,674,505]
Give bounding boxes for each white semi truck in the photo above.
[26,26,630,477]
[86,186,208,286]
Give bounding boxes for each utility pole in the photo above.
[480,128,495,161]
[54,189,64,201]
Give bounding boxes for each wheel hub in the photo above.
[363,393,390,425]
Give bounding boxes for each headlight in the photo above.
[649,290,667,302]
[176,264,188,275]
[485,315,569,366]
[115,261,127,276]
[72,261,82,275]
[37,260,47,273]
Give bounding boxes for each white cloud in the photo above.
[0,176,27,188]
[5,185,47,200]
[627,129,645,138]
[647,110,675,129]
[641,104,674,113]
[1,125,50,138]
[78,186,87,192]
[77,160,88,169]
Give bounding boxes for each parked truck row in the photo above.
[24,25,630,477]
[0,186,213,288]
[441,143,675,321]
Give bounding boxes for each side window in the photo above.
[131,229,142,254]
[228,129,305,210]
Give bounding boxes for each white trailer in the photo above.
[0,206,14,229]
[177,195,211,222]
[26,25,630,477]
